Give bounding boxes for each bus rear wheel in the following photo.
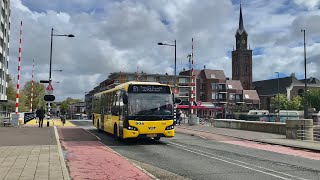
[153,137,160,140]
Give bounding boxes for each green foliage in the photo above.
[20,81,46,112]
[60,97,82,113]
[288,95,303,110]
[271,94,288,111]
[308,89,320,111]
[6,75,16,101]
[271,94,303,111]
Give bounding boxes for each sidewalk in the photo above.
[176,124,320,151]
[0,127,69,180]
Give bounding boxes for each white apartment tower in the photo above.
[0,0,10,101]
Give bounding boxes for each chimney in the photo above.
[204,65,206,69]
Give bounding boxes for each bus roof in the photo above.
[94,81,168,96]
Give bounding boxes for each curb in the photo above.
[54,126,71,180]
[177,126,320,152]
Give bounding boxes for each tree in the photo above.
[271,94,288,111]
[21,81,46,112]
[308,89,320,111]
[287,95,303,110]
[60,97,82,114]
[271,94,303,111]
[6,75,16,101]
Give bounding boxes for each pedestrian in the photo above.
[176,110,181,125]
[36,107,45,128]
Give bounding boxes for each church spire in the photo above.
[239,2,244,30]
[236,1,247,35]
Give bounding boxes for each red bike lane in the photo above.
[176,127,320,161]
[57,127,154,180]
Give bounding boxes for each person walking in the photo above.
[176,110,181,125]
[36,107,45,128]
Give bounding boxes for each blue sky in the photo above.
[9,0,320,100]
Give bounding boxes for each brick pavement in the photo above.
[0,127,69,180]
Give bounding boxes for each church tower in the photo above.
[232,3,252,90]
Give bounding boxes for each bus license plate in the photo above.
[147,134,157,137]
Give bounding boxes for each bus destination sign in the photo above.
[128,85,171,93]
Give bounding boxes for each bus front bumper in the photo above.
[123,129,174,139]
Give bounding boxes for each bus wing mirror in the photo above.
[175,98,182,104]
[123,93,128,104]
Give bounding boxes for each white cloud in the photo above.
[294,0,320,10]
[8,0,320,102]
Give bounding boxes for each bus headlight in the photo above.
[165,125,174,130]
[127,126,138,131]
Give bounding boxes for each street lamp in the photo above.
[49,28,74,83]
[46,28,74,126]
[275,72,280,117]
[158,40,177,124]
[157,40,177,88]
[301,29,308,119]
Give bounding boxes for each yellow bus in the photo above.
[92,81,175,140]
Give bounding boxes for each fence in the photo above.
[297,125,320,141]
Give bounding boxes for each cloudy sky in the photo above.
[9,0,320,101]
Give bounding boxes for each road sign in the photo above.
[44,95,55,102]
[46,84,54,95]
[198,101,202,106]
[40,80,50,83]
[46,84,54,91]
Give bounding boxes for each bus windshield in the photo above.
[128,93,173,119]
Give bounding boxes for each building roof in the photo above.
[253,75,320,96]
[299,77,320,84]
[203,69,226,79]
[253,76,300,96]
[226,80,243,90]
[243,90,259,101]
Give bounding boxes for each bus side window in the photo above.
[119,91,122,116]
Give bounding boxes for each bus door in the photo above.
[100,106,105,131]
[118,90,127,137]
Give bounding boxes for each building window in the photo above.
[210,74,216,78]
[200,83,205,90]
[244,94,250,99]
[229,93,235,101]
[212,93,217,100]
[227,84,232,89]
[235,95,241,102]
[200,92,205,101]
[211,83,217,90]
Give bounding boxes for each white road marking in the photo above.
[168,142,308,180]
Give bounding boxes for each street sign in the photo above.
[46,84,54,91]
[40,80,50,83]
[46,84,54,95]
[44,95,55,102]
[198,101,202,106]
